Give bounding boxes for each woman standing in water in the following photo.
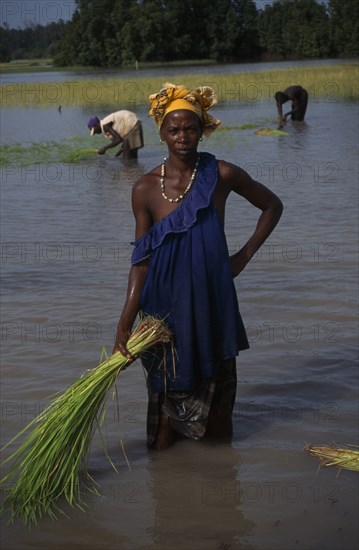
[114,83,283,449]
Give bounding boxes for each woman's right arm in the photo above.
[113,176,153,357]
[113,261,149,357]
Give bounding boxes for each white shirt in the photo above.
[100,110,138,139]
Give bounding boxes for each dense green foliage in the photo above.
[328,0,359,57]
[0,0,357,66]
[258,0,331,58]
[0,20,69,62]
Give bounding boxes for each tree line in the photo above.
[0,0,357,66]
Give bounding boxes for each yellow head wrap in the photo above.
[149,82,221,136]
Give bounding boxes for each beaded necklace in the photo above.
[160,155,200,203]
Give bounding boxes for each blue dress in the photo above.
[131,152,249,393]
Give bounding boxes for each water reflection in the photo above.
[145,440,255,550]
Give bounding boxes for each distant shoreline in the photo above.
[0,56,355,75]
[1,58,218,74]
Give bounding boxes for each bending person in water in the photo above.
[87,110,144,161]
[275,85,308,128]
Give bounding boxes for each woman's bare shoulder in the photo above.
[217,158,253,185]
[217,158,241,175]
[133,165,161,195]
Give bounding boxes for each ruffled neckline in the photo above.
[131,152,218,264]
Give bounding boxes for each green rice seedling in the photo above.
[0,316,173,526]
[305,444,359,473]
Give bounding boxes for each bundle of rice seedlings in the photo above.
[305,444,359,473]
[0,316,172,526]
[255,128,288,136]
[63,147,99,163]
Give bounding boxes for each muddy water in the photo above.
[1,66,358,549]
